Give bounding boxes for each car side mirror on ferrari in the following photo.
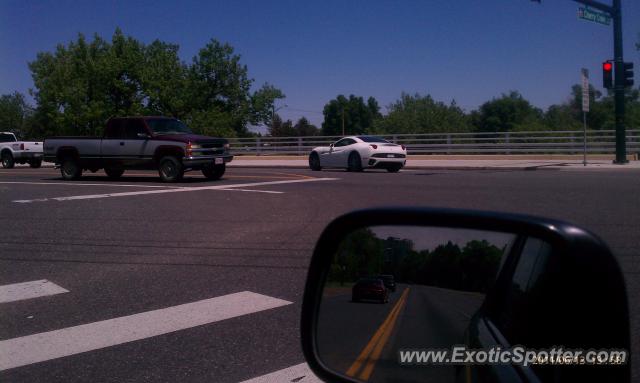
[301,208,630,383]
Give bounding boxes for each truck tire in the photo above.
[29,159,43,168]
[158,156,183,182]
[60,158,82,180]
[104,166,125,179]
[1,151,15,169]
[202,164,225,180]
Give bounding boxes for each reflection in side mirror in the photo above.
[302,208,630,383]
[317,226,514,383]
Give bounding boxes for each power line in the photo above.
[284,107,323,115]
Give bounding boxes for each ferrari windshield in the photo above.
[357,136,390,143]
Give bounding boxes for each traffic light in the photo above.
[603,61,613,89]
[623,62,634,87]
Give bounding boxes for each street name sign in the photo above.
[577,7,611,26]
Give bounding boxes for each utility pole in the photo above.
[571,0,628,163]
[611,0,627,163]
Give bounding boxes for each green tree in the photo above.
[567,84,612,130]
[141,40,188,118]
[471,91,545,132]
[28,29,284,138]
[0,92,32,137]
[294,117,320,136]
[543,85,640,131]
[374,93,471,134]
[321,95,380,136]
[250,83,285,127]
[267,114,296,137]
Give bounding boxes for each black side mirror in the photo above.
[301,207,630,383]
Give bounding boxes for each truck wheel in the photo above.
[1,151,15,169]
[29,159,43,168]
[60,158,82,180]
[104,166,125,179]
[202,164,225,180]
[158,156,183,182]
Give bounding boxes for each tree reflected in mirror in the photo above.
[317,226,516,383]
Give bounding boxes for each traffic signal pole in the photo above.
[572,0,627,163]
[611,0,627,163]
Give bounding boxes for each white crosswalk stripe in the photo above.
[0,291,292,371]
[0,280,69,304]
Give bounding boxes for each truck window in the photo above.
[0,133,17,142]
[125,119,148,139]
[105,119,126,139]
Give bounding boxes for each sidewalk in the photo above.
[17,156,640,171]
[228,156,640,171]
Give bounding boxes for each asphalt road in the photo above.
[317,284,484,383]
[1,165,639,382]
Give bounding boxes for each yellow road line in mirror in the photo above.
[345,293,402,377]
[345,287,410,379]
[358,289,409,381]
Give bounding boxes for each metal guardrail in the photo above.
[227,130,640,156]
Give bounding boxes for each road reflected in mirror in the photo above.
[317,226,516,383]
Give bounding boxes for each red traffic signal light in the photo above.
[603,61,613,89]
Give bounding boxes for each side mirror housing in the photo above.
[301,207,630,383]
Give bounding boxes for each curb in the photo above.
[227,164,547,171]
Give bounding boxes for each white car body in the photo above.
[0,132,44,168]
[309,136,407,172]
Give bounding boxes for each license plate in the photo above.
[215,158,224,165]
[387,154,395,158]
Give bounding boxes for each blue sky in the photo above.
[1,0,638,129]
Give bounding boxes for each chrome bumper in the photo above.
[182,155,234,167]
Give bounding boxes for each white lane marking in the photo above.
[219,188,284,194]
[0,291,292,371]
[0,280,69,304]
[0,181,184,189]
[239,363,321,383]
[11,178,339,203]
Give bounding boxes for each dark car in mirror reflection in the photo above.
[375,274,396,292]
[351,278,389,304]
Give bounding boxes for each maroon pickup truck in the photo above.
[43,116,233,182]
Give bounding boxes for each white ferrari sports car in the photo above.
[308,136,407,172]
